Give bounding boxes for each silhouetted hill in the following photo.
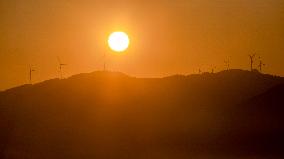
[0,70,284,159]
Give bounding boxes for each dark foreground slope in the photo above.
[0,70,284,159]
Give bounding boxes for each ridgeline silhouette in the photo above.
[0,70,284,158]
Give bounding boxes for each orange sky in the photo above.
[0,0,284,90]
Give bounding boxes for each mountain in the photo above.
[0,70,284,159]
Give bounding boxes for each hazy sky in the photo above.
[0,0,284,90]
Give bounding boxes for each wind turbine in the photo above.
[211,66,217,73]
[198,68,202,74]
[224,58,230,70]
[57,57,67,79]
[29,65,35,84]
[258,56,265,72]
[249,54,256,71]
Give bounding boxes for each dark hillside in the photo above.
[0,70,283,158]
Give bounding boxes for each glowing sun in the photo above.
[108,32,129,52]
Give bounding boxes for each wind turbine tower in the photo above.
[29,66,35,84]
[198,68,202,74]
[211,66,217,73]
[258,56,265,72]
[249,54,256,71]
[224,59,230,70]
[57,57,67,79]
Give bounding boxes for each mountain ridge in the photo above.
[2,69,283,93]
[0,69,284,158]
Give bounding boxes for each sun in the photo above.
[108,32,129,52]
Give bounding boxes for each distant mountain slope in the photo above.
[232,83,284,132]
[0,70,284,159]
[244,83,284,111]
